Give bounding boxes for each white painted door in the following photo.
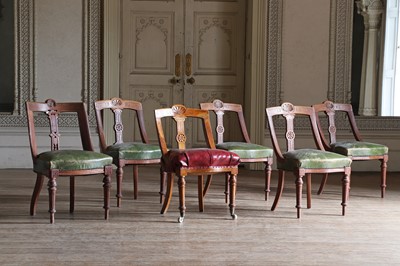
[121,0,245,146]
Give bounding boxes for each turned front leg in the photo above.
[178,175,186,222]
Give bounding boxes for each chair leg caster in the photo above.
[231,213,237,220]
[178,216,184,223]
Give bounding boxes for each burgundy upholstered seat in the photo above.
[162,148,240,172]
[155,104,240,222]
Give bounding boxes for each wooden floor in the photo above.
[0,166,399,265]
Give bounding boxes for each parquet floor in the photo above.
[0,166,399,265]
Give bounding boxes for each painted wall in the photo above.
[281,0,330,105]
[0,1,398,173]
[35,0,83,102]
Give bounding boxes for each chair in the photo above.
[200,99,274,201]
[26,99,114,224]
[266,102,352,218]
[155,104,240,223]
[94,98,163,207]
[313,100,389,197]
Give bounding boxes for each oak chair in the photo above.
[155,104,240,223]
[266,103,352,218]
[26,99,114,224]
[200,99,274,201]
[313,100,389,197]
[94,98,162,207]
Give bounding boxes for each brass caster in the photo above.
[231,214,237,220]
[178,216,184,223]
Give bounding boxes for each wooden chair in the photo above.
[155,104,240,223]
[26,99,113,224]
[200,99,273,201]
[94,98,163,207]
[266,103,352,218]
[313,100,389,197]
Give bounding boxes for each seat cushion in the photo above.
[162,148,240,172]
[278,149,352,171]
[105,142,162,160]
[34,150,113,173]
[216,142,273,159]
[331,141,388,157]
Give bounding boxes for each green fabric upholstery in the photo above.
[105,142,162,160]
[34,150,113,173]
[278,149,352,171]
[331,141,389,157]
[216,142,273,159]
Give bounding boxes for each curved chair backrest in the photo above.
[94,98,150,152]
[313,100,362,149]
[200,99,251,144]
[266,103,325,160]
[26,98,94,160]
[154,104,216,155]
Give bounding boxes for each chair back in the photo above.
[154,104,216,155]
[200,99,251,144]
[26,99,94,161]
[94,98,150,152]
[266,103,325,160]
[313,100,362,149]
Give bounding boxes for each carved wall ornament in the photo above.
[356,0,384,30]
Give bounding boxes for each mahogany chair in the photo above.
[26,99,113,224]
[313,100,389,197]
[94,98,162,207]
[155,104,240,223]
[200,99,273,201]
[266,103,352,218]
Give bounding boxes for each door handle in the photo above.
[175,54,181,77]
[169,77,181,85]
[186,77,195,85]
[185,53,192,76]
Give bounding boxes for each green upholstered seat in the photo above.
[279,149,352,171]
[331,141,388,157]
[216,142,273,159]
[105,142,162,161]
[34,150,113,173]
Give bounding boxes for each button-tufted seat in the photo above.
[155,104,240,223]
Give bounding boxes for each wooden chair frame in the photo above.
[313,100,389,197]
[26,99,113,223]
[200,99,273,201]
[95,98,163,207]
[266,103,351,218]
[155,104,239,223]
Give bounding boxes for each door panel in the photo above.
[121,0,245,146]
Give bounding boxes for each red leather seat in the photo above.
[162,148,240,172]
[155,105,240,223]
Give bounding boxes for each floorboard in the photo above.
[0,166,399,265]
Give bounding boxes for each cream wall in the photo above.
[0,0,398,172]
[281,0,330,105]
[0,0,99,169]
[35,0,83,102]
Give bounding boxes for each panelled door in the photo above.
[121,0,245,146]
